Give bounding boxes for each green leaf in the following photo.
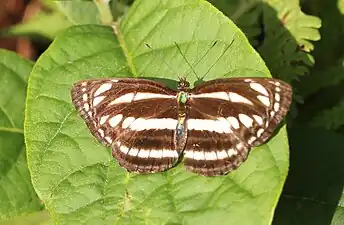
[25,0,290,224]
[0,210,52,225]
[56,0,102,25]
[310,97,344,130]
[207,0,262,46]
[0,50,41,219]
[296,56,344,98]
[273,125,344,225]
[304,0,344,69]
[3,10,71,40]
[258,0,321,82]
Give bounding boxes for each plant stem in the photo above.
[93,0,113,25]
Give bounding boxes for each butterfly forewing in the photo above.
[183,78,292,176]
[71,78,180,173]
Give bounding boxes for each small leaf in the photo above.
[25,0,290,224]
[310,98,344,130]
[296,57,344,98]
[0,50,41,219]
[56,0,102,25]
[258,0,321,82]
[273,125,344,225]
[3,10,71,40]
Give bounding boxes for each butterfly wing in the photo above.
[183,77,292,176]
[71,78,180,173]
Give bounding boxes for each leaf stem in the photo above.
[0,127,24,134]
[93,0,113,25]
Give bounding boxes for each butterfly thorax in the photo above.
[175,79,189,151]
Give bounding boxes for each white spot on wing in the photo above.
[250,83,269,96]
[93,96,106,106]
[257,128,264,137]
[98,129,104,137]
[128,148,139,157]
[187,118,231,133]
[275,87,281,92]
[274,102,280,111]
[119,145,129,154]
[216,150,228,159]
[248,136,256,144]
[253,115,263,125]
[193,151,205,160]
[109,114,123,127]
[128,118,177,131]
[275,93,280,102]
[257,95,270,107]
[82,94,87,101]
[204,151,218,160]
[84,103,89,111]
[122,117,136,128]
[227,149,238,157]
[94,83,112,96]
[227,116,240,129]
[134,93,174,101]
[138,149,150,158]
[99,115,110,125]
[110,93,134,105]
[238,114,253,128]
[149,150,163,158]
[228,92,253,105]
[109,92,173,105]
[184,151,193,159]
[236,142,244,151]
[105,136,112,144]
[190,92,229,101]
[162,149,178,158]
[191,92,253,105]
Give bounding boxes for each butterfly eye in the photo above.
[177,79,190,91]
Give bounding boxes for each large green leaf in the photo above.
[0,50,41,219]
[273,125,344,225]
[25,0,290,224]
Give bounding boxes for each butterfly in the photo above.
[71,76,292,176]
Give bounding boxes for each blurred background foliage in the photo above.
[0,0,344,224]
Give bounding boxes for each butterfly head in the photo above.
[177,77,190,92]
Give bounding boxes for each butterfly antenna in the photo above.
[175,41,218,80]
[145,43,182,80]
[199,38,235,81]
[174,42,199,79]
[187,41,218,76]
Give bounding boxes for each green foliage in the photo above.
[24,0,289,224]
[5,0,344,224]
[258,0,321,83]
[3,11,72,40]
[273,125,344,225]
[0,50,42,220]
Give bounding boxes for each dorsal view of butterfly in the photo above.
[71,41,292,176]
